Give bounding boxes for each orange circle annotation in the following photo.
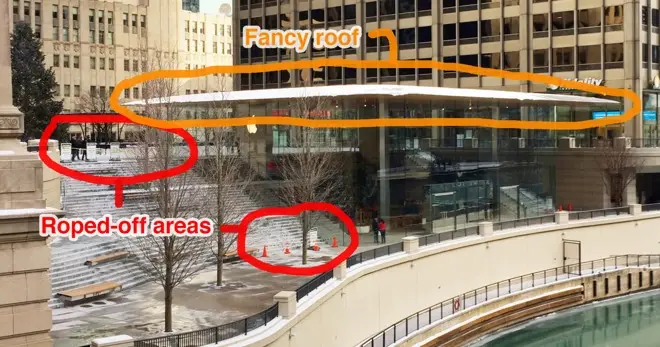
[108,28,642,132]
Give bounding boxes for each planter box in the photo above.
[357,225,371,234]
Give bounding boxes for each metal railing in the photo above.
[131,203,660,347]
[347,242,405,268]
[359,254,660,347]
[568,206,629,221]
[133,304,279,347]
[493,214,556,231]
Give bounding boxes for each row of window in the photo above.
[53,55,117,71]
[50,27,115,44]
[239,43,624,87]
[58,85,115,98]
[185,40,232,54]
[184,21,231,36]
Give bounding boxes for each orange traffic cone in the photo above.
[331,237,338,248]
[313,242,320,251]
[568,202,573,211]
[262,246,268,258]
[284,245,291,255]
[558,204,563,212]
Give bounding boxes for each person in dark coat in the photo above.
[71,135,79,161]
[371,217,379,244]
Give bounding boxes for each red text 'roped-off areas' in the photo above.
[39,214,214,240]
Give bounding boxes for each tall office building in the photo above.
[9,0,232,138]
[183,0,200,13]
[233,1,660,145]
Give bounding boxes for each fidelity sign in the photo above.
[547,77,604,91]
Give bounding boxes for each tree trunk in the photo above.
[302,211,308,265]
[164,239,174,332]
[215,139,224,286]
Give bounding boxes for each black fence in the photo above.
[493,214,556,231]
[359,254,660,347]
[130,203,660,347]
[568,206,630,221]
[133,304,278,347]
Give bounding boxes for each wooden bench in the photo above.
[56,282,122,303]
[223,248,259,263]
[84,251,130,266]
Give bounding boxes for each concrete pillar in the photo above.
[555,211,569,224]
[629,203,642,215]
[333,260,347,280]
[378,97,390,219]
[623,0,642,142]
[91,335,134,347]
[273,291,297,319]
[478,221,493,237]
[490,107,499,160]
[0,4,63,346]
[402,236,419,254]
[431,108,440,146]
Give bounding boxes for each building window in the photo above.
[200,22,205,34]
[532,49,548,71]
[74,85,80,97]
[552,47,574,70]
[226,25,231,36]
[35,24,41,38]
[89,29,95,43]
[226,43,231,55]
[124,59,130,71]
[532,14,548,36]
[72,7,78,21]
[90,86,97,96]
[123,12,128,26]
[213,42,218,53]
[64,84,70,97]
[63,55,70,68]
[98,10,104,23]
[63,28,69,41]
[52,5,57,20]
[35,2,41,18]
[140,15,146,28]
[133,88,139,99]
[108,11,113,25]
[142,60,147,71]
[605,5,624,30]
[124,89,130,98]
[100,58,105,70]
[552,11,574,36]
[90,57,96,69]
[62,6,68,20]
[577,45,601,70]
[192,22,197,33]
[107,32,113,45]
[52,27,58,40]
[89,9,94,23]
[185,20,190,32]
[605,43,624,68]
[73,56,79,68]
[99,30,105,44]
[133,60,138,71]
[201,41,205,53]
[131,14,137,27]
[53,55,60,67]
[643,44,648,63]
[194,40,198,52]
[73,28,79,41]
[109,58,115,70]
[214,24,218,35]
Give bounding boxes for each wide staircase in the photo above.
[53,160,315,308]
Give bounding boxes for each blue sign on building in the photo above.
[592,110,657,121]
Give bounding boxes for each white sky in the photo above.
[200,0,232,14]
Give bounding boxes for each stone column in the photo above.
[0,3,63,347]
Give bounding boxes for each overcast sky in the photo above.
[200,0,232,14]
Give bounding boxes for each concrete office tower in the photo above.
[232,0,660,144]
[0,2,63,347]
[9,0,232,138]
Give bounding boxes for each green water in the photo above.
[469,290,660,347]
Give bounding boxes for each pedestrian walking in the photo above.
[378,218,386,244]
[372,217,379,244]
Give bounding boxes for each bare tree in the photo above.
[77,91,124,142]
[124,51,211,333]
[277,91,348,264]
[199,75,257,286]
[595,139,644,207]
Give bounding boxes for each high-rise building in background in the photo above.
[234,0,660,146]
[182,0,200,13]
[9,0,231,138]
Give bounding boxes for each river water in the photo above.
[469,290,660,347]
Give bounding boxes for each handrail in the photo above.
[359,254,660,347]
[131,203,660,347]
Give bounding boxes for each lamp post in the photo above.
[247,115,257,167]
